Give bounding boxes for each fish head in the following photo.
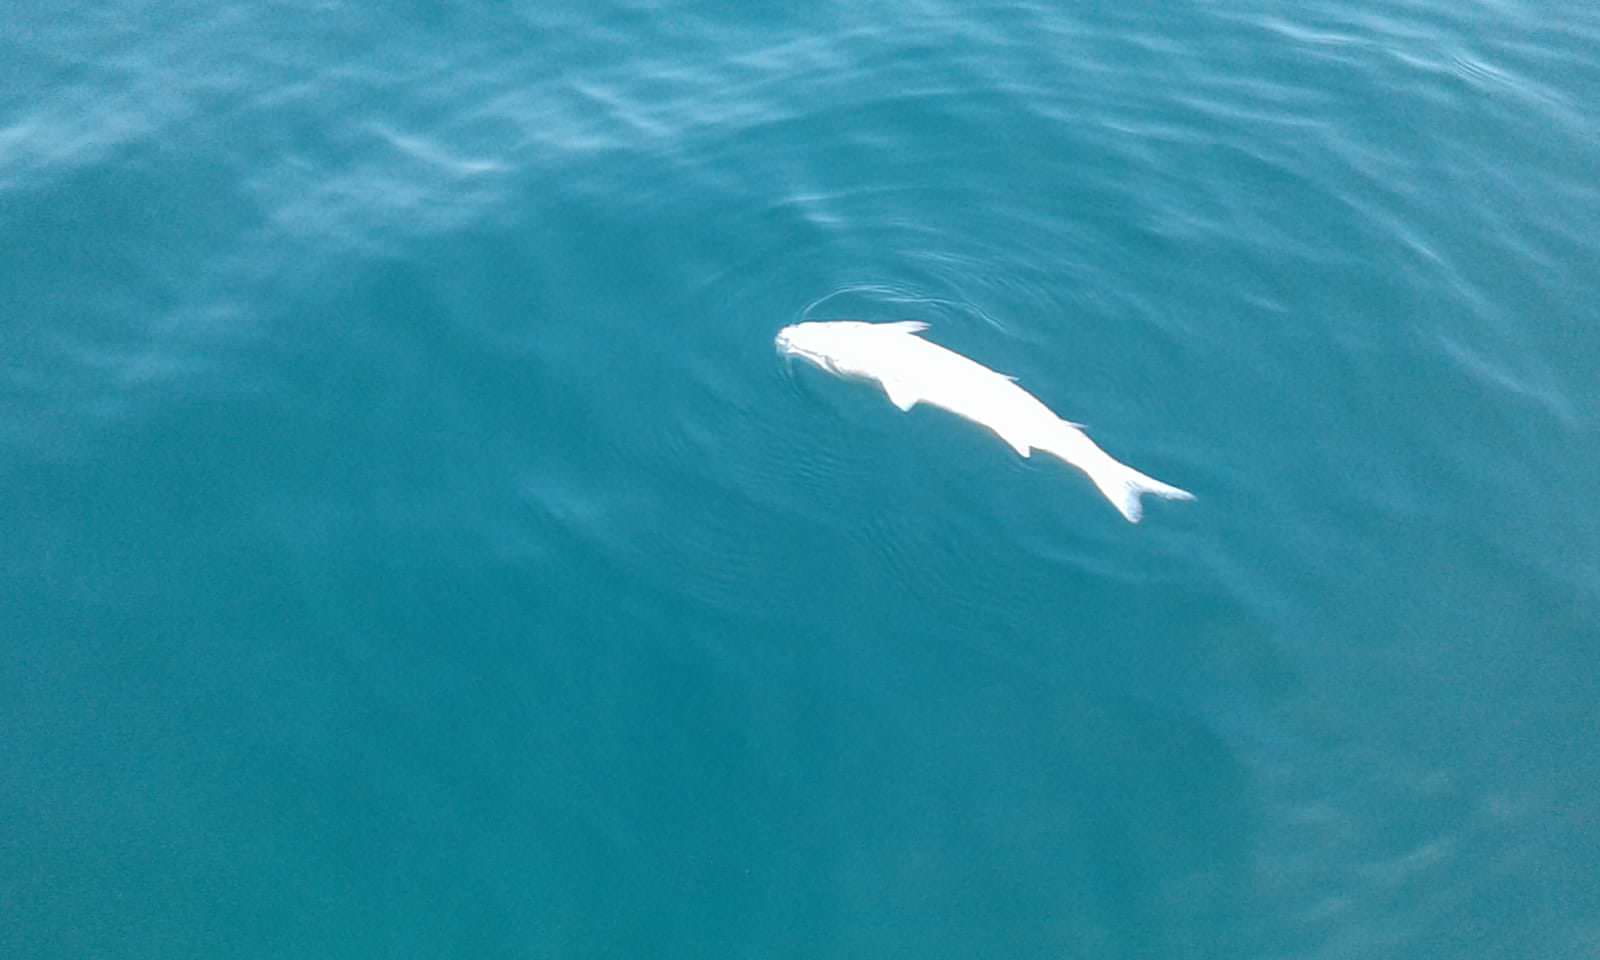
[775,321,835,372]
[775,320,879,374]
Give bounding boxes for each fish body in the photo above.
[775,320,1193,522]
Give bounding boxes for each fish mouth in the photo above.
[775,326,807,363]
[775,327,797,374]
[775,326,836,373]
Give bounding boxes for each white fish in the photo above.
[776,320,1194,522]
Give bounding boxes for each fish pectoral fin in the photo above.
[993,426,1032,457]
[881,378,920,412]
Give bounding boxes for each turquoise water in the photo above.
[4,1,1598,955]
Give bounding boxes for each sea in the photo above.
[4,1,1598,957]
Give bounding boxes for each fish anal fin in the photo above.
[882,378,920,412]
[993,426,1032,457]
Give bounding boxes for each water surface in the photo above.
[4,1,1598,956]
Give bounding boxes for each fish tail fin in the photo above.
[1085,459,1194,523]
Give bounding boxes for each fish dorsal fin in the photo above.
[881,320,929,335]
[881,377,920,412]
